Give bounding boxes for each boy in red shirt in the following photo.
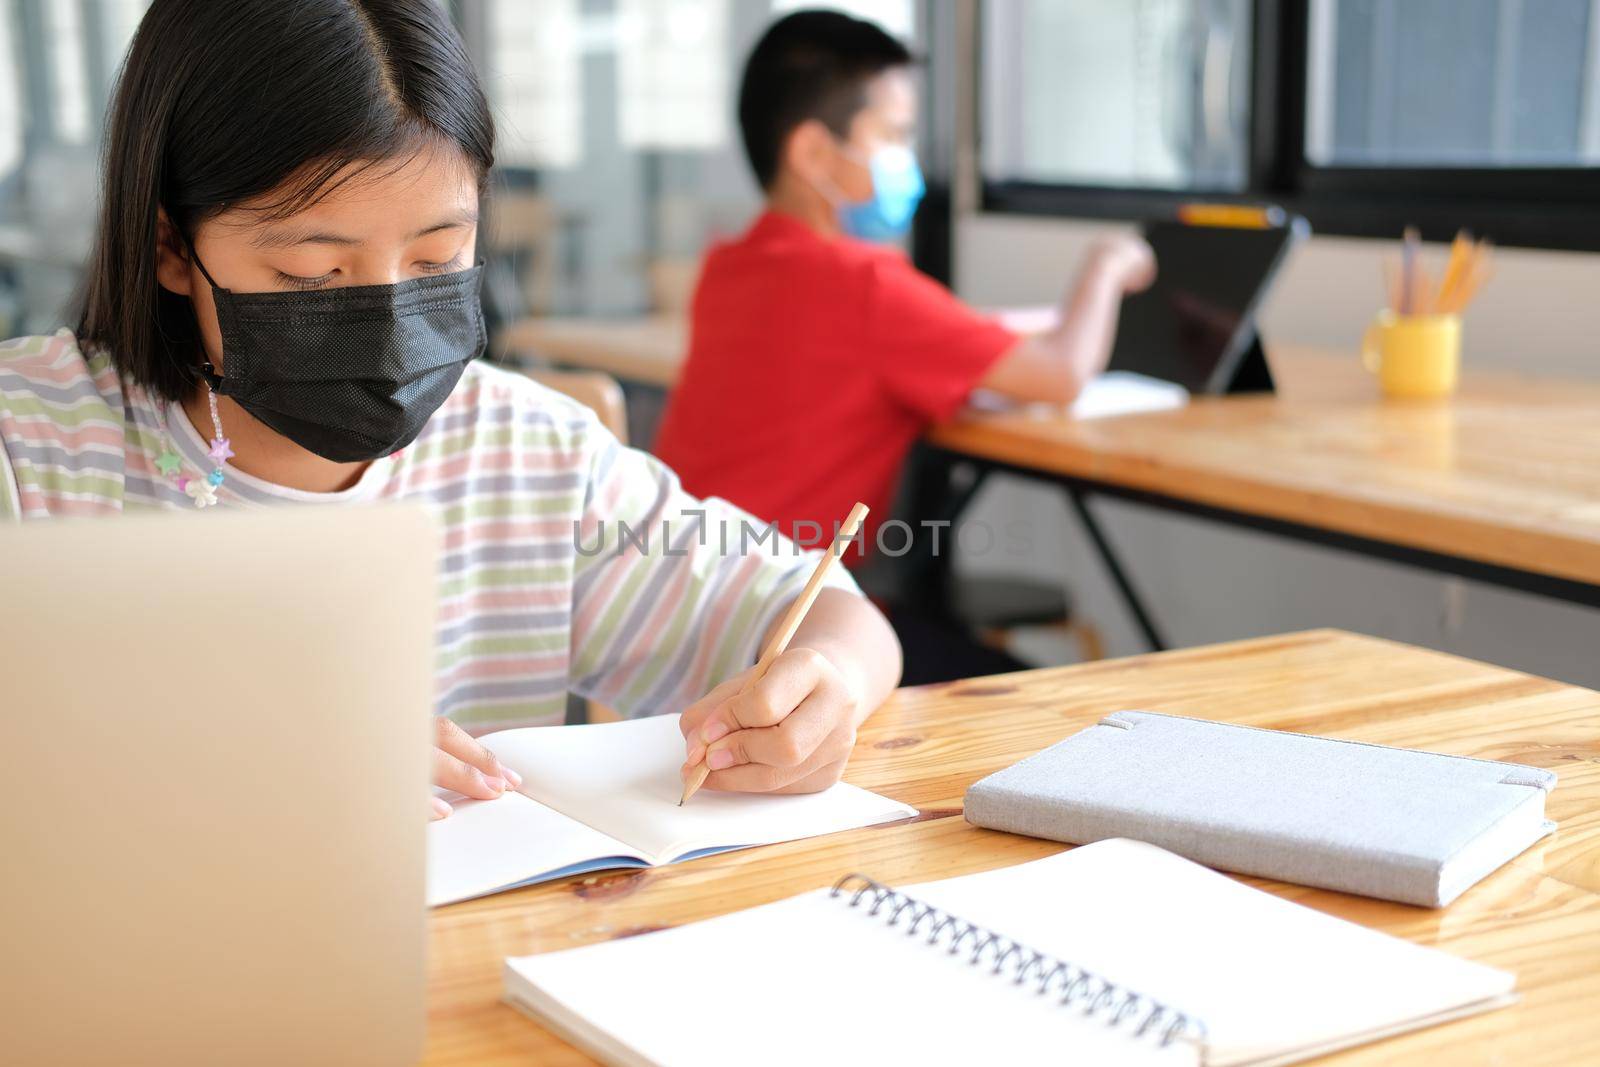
[654,9,1154,559]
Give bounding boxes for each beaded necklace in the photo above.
[155,384,233,509]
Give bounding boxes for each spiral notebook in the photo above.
[504,839,1515,1066]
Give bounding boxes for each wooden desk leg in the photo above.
[1064,486,1168,652]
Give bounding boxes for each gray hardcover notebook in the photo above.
[965,711,1556,907]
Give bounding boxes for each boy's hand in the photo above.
[1088,233,1157,293]
[679,647,863,794]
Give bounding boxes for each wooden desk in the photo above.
[425,630,1600,1065]
[492,315,1600,616]
[925,351,1600,604]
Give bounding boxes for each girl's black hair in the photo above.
[75,0,496,403]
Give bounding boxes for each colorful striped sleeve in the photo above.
[567,423,861,720]
[0,332,129,518]
[0,425,19,521]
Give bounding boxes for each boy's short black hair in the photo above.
[738,9,913,190]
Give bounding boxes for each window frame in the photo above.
[975,0,1600,253]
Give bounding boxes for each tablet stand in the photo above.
[1224,332,1275,394]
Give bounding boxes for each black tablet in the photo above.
[1107,215,1308,394]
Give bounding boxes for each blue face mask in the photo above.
[838,144,925,242]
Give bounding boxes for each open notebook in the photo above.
[428,714,915,906]
[505,839,1515,1066]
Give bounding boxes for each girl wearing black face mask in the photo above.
[0,0,900,817]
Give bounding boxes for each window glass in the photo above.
[1305,0,1600,167]
[486,0,584,169]
[43,0,91,145]
[982,0,1252,191]
[619,0,730,151]
[0,10,21,182]
[771,0,915,38]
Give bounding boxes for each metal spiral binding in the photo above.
[830,873,1209,1052]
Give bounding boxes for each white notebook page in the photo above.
[482,714,916,863]
[893,840,1515,1065]
[507,839,1513,1067]
[508,887,1192,1067]
[427,792,637,907]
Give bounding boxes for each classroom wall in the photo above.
[947,213,1600,688]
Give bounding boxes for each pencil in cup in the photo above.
[678,502,870,806]
[1438,239,1492,314]
[1386,228,1492,316]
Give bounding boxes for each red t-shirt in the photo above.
[654,211,1017,563]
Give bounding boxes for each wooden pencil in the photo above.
[1401,226,1421,314]
[1446,240,1493,314]
[1435,230,1473,313]
[1414,263,1437,316]
[678,501,870,805]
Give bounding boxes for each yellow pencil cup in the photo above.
[1361,312,1461,399]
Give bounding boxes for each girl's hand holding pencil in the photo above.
[679,503,873,802]
[678,646,864,797]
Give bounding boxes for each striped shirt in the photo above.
[0,329,858,731]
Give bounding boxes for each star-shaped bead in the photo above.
[155,451,182,477]
[207,436,234,463]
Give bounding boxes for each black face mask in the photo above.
[192,255,487,463]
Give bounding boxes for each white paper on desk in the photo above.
[427,714,914,906]
[902,841,1515,1067]
[506,883,1186,1066]
[1070,371,1189,419]
[987,305,1191,420]
[485,713,915,864]
[967,371,1188,420]
[427,791,641,907]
